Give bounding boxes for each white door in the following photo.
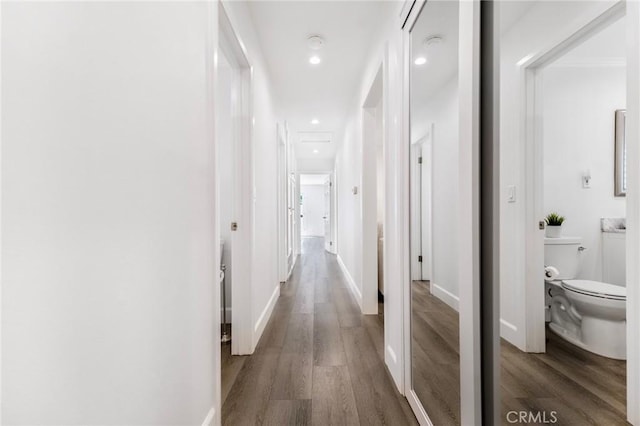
[324,177,331,251]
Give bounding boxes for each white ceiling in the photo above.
[410,0,459,100]
[247,1,399,167]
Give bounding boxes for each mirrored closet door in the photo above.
[404,0,480,424]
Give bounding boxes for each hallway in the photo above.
[222,238,417,425]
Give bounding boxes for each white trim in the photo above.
[386,345,398,365]
[401,6,414,409]
[219,2,254,357]
[406,389,434,426]
[627,2,640,423]
[362,65,384,316]
[254,284,280,340]
[456,3,482,423]
[0,0,3,420]
[206,3,221,426]
[549,58,626,68]
[202,407,216,426]
[499,319,520,348]
[430,283,460,312]
[337,254,363,309]
[285,252,297,282]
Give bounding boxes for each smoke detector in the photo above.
[307,35,325,50]
[423,35,443,48]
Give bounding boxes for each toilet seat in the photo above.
[562,279,626,301]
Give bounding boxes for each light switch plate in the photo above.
[507,185,516,203]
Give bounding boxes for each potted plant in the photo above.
[545,212,565,238]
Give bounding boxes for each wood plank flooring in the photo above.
[501,327,628,425]
[222,237,418,426]
[411,281,461,425]
[410,281,628,425]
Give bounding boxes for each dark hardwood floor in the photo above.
[222,237,418,426]
[410,281,628,425]
[411,280,461,425]
[501,326,628,425]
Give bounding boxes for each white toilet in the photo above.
[545,237,626,360]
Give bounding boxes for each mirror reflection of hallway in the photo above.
[409,1,462,424]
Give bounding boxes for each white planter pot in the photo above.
[546,225,563,238]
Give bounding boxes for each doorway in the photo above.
[216,3,253,356]
[299,173,334,253]
[500,1,634,423]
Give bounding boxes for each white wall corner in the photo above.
[253,284,280,347]
[337,254,363,310]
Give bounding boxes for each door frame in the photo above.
[520,0,626,355]
[410,131,433,282]
[217,2,254,356]
[297,171,335,253]
[401,1,483,425]
[362,64,384,315]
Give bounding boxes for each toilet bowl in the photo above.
[548,279,626,360]
[544,236,626,360]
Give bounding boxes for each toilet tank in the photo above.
[544,237,583,280]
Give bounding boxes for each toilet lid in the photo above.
[562,280,626,300]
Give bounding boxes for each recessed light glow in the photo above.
[414,56,427,66]
[311,119,319,125]
[313,149,319,154]
[309,55,321,65]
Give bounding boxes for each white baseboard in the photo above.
[386,345,398,365]
[253,284,280,344]
[202,407,215,426]
[285,254,298,282]
[336,254,363,309]
[500,318,523,349]
[430,282,459,312]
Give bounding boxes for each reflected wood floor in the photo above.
[412,281,628,425]
[411,280,461,425]
[501,327,628,425]
[222,237,418,426]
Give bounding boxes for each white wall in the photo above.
[222,1,281,348]
[413,78,460,308]
[499,0,621,349]
[298,158,334,172]
[301,184,325,237]
[1,2,217,424]
[543,65,626,281]
[334,0,406,390]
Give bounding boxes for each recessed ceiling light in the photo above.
[313,149,319,154]
[311,119,319,125]
[309,55,321,65]
[414,56,427,66]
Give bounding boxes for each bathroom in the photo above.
[542,14,627,361]
[499,3,630,422]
